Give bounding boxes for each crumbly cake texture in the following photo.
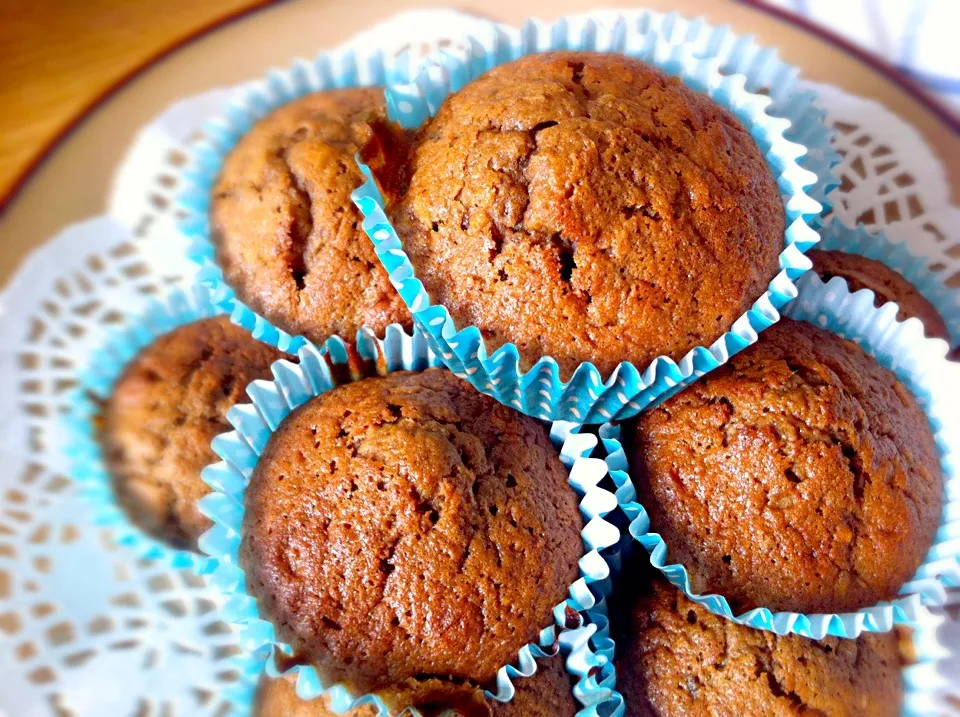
[102,316,288,551]
[241,368,583,692]
[810,249,950,341]
[253,656,578,717]
[386,50,785,376]
[628,318,943,614]
[211,87,411,343]
[617,579,903,717]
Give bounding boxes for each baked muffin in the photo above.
[810,249,950,341]
[102,316,288,550]
[385,51,784,376]
[253,656,578,716]
[211,88,410,343]
[628,318,942,613]
[617,579,903,717]
[241,369,583,693]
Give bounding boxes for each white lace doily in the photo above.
[1,9,958,717]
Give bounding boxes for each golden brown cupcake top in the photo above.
[241,369,583,693]
[102,315,288,550]
[810,249,950,341]
[387,51,784,376]
[617,579,903,717]
[253,655,578,717]
[628,318,942,614]
[212,88,410,344]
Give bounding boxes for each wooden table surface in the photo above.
[0,0,957,287]
[0,0,268,204]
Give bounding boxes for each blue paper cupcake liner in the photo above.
[176,47,419,353]
[609,272,960,640]
[196,332,624,714]
[814,218,960,346]
[63,284,223,573]
[352,13,829,423]
[566,595,624,717]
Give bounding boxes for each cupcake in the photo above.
[101,315,287,550]
[809,249,950,341]
[627,318,943,614]
[385,50,785,376]
[240,368,583,693]
[616,578,903,716]
[211,88,410,344]
[253,656,578,716]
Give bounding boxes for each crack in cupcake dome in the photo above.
[253,653,582,717]
[211,87,411,345]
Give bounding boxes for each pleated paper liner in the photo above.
[197,330,624,714]
[353,12,831,423]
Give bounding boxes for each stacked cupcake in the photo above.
[623,314,948,622]
[65,11,958,717]
[69,287,291,568]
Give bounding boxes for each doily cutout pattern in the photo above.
[1,9,958,716]
[811,82,960,289]
[0,216,240,716]
[0,450,242,717]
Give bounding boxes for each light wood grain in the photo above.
[0,0,265,201]
[0,0,956,286]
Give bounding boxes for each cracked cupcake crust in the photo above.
[628,318,942,614]
[253,655,577,717]
[617,579,903,717]
[211,88,411,344]
[809,249,950,342]
[387,51,784,376]
[102,316,289,551]
[240,369,583,692]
